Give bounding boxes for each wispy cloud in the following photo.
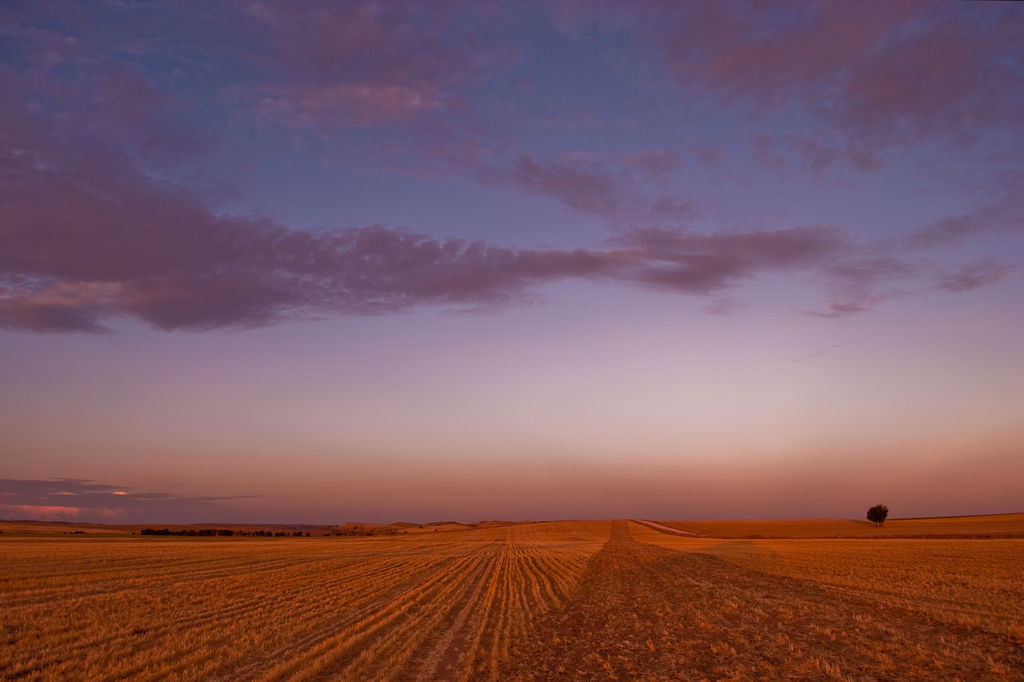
[805,293,894,319]
[906,182,1024,248]
[0,478,257,519]
[937,259,1016,292]
[792,344,841,363]
[617,225,846,293]
[625,2,1024,165]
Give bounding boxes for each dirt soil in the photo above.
[500,521,1024,681]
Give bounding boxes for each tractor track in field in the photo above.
[630,519,698,537]
[500,521,1024,681]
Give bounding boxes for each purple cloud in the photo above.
[1,145,849,332]
[618,226,847,293]
[2,1,1014,335]
[703,298,745,316]
[0,90,635,332]
[222,2,520,134]
[0,99,855,333]
[938,259,1016,293]
[806,294,892,319]
[0,73,897,335]
[619,1,1024,167]
[803,257,915,318]
[508,153,625,219]
[469,151,698,225]
[906,186,1024,248]
[0,478,256,515]
[621,149,684,177]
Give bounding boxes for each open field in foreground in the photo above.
[2,518,1022,681]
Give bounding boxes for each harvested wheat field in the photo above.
[2,518,1023,681]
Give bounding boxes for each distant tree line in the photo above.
[135,525,407,538]
[139,528,310,537]
[328,526,399,537]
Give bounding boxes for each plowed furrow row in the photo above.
[0,523,613,681]
[313,546,504,681]
[106,555,455,682]
[257,551,491,680]
[2,555,439,680]
[393,547,506,681]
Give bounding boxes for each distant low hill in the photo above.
[650,513,1024,539]
[7,514,1017,540]
[0,519,525,537]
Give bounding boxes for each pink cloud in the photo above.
[0,20,211,165]
[806,296,886,319]
[621,149,683,176]
[0,280,116,334]
[0,504,81,520]
[223,2,519,131]
[617,2,1024,167]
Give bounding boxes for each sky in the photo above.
[1,1,1022,524]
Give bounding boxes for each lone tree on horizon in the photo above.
[867,504,889,527]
